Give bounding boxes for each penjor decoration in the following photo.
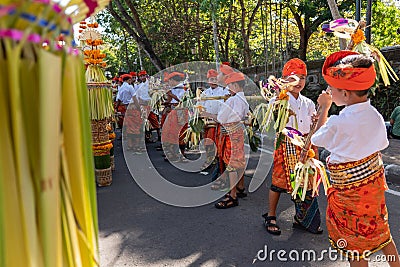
[79,18,114,186]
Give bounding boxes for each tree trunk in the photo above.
[211,8,220,65]
[222,1,234,61]
[108,0,165,71]
[289,6,305,60]
[298,27,307,61]
[327,0,347,50]
[238,0,261,67]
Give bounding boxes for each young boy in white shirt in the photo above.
[312,51,399,266]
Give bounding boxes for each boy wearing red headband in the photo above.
[115,74,135,128]
[161,71,189,162]
[200,69,229,169]
[210,71,249,209]
[312,51,399,265]
[263,58,323,235]
[135,70,161,143]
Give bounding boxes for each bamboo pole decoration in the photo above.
[346,20,366,51]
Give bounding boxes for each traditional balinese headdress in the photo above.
[322,50,376,91]
[282,58,307,77]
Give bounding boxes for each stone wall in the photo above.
[242,45,400,93]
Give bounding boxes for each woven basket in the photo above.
[91,119,109,143]
[95,167,112,187]
[110,155,115,171]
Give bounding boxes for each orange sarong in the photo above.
[272,135,317,192]
[161,108,188,145]
[326,152,392,260]
[218,122,246,171]
[125,107,143,135]
[204,122,218,146]
[148,111,160,129]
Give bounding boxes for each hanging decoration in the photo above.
[323,18,399,92]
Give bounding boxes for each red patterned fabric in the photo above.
[218,123,245,171]
[326,153,391,260]
[161,108,188,145]
[272,135,317,192]
[117,104,127,128]
[148,111,160,129]
[204,125,218,146]
[125,107,142,135]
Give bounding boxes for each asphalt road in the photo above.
[98,131,400,267]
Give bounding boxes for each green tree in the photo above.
[106,0,165,71]
[286,0,353,61]
[371,0,400,48]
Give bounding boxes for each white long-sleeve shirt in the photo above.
[269,92,315,134]
[135,80,151,102]
[311,100,389,163]
[201,86,229,115]
[116,82,136,105]
[217,92,249,124]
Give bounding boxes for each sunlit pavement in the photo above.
[97,131,400,267]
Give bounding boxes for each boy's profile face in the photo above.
[285,74,306,94]
[228,82,242,94]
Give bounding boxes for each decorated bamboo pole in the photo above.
[79,20,114,186]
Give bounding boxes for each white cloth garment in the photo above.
[311,100,389,163]
[217,92,249,124]
[200,86,229,115]
[135,80,151,102]
[116,82,136,105]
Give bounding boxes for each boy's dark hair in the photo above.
[352,89,369,97]
[333,54,373,69]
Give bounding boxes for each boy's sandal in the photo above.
[236,186,247,198]
[292,220,323,235]
[211,180,227,190]
[262,213,281,236]
[215,195,238,209]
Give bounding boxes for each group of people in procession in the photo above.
[110,51,399,266]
